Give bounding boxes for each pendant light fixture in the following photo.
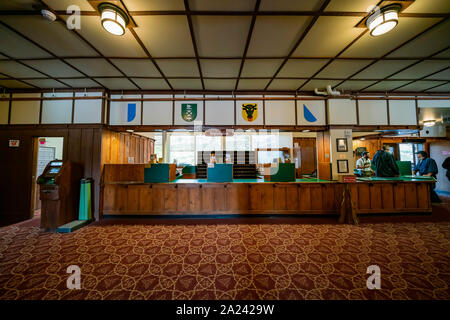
[366,4,401,37]
[98,3,129,36]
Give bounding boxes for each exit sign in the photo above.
[9,140,19,147]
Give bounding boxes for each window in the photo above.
[169,134,195,165]
[226,134,250,151]
[153,133,163,160]
[196,135,222,151]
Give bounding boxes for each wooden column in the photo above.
[316,131,331,180]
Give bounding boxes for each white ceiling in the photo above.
[0,0,448,94]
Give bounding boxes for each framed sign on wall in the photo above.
[336,138,348,152]
[337,159,349,173]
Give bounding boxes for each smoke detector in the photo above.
[41,9,56,22]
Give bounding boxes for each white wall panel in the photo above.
[10,93,40,124]
[41,92,72,124]
[389,100,417,125]
[297,100,326,125]
[265,100,296,125]
[74,92,102,124]
[417,99,450,108]
[205,100,234,125]
[358,100,388,125]
[143,94,173,125]
[328,99,357,125]
[110,94,141,125]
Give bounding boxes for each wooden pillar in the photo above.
[316,131,331,180]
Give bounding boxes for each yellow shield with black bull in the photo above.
[242,103,258,122]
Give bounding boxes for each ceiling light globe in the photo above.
[98,3,128,36]
[366,5,400,37]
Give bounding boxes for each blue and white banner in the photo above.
[110,94,141,125]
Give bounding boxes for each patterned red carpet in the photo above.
[0,202,449,300]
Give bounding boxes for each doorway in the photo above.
[293,138,317,178]
[31,137,64,218]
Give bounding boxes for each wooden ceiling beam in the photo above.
[390,65,450,91]
[264,0,332,91]
[234,0,261,91]
[334,17,450,91]
[184,0,205,90]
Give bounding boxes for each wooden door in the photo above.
[293,138,317,178]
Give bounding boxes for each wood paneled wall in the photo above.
[316,131,331,180]
[0,125,102,225]
[101,130,154,165]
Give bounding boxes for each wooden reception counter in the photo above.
[101,164,434,216]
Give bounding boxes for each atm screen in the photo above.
[49,168,60,174]
[51,161,63,166]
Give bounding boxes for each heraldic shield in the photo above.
[181,103,197,122]
[242,103,258,122]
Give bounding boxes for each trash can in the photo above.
[79,178,92,220]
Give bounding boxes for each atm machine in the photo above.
[37,160,83,230]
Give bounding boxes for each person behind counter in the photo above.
[356,151,374,176]
[414,151,441,203]
[372,145,399,177]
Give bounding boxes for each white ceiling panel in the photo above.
[335,80,377,91]
[61,78,101,88]
[189,0,256,11]
[94,78,138,90]
[241,59,283,77]
[0,0,35,10]
[71,16,146,57]
[403,0,450,13]
[394,81,448,92]
[300,79,341,91]
[293,16,365,57]
[0,15,98,57]
[425,68,450,80]
[25,79,69,88]
[342,18,441,58]
[267,79,305,90]
[44,0,96,11]
[133,16,195,57]
[132,78,171,90]
[247,16,311,57]
[194,16,251,57]
[122,0,185,10]
[110,59,161,77]
[434,49,450,58]
[0,79,33,88]
[237,79,270,90]
[0,61,46,78]
[278,59,329,77]
[204,79,237,90]
[325,0,380,12]
[156,59,199,77]
[426,83,450,92]
[0,24,52,59]
[24,59,84,78]
[388,20,450,58]
[169,78,203,90]
[363,81,411,92]
[390,60,450,79]
[317,60,374,78]
[200,59,241,77]
[260,0,324,11]
[65,59,122,77]
[352,60,418,79]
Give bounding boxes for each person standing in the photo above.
[414,151,441,203]
[442,156,450,181]
[356,151,374,176]
[372,145,399,177]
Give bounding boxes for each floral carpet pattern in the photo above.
[0,218,449,300]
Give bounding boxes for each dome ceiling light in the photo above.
[98,3,129,36]
[366,4,402,36]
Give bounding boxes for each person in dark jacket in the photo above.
[414,151,441,203]
[443,157,450,181]
[372,145,399,177]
